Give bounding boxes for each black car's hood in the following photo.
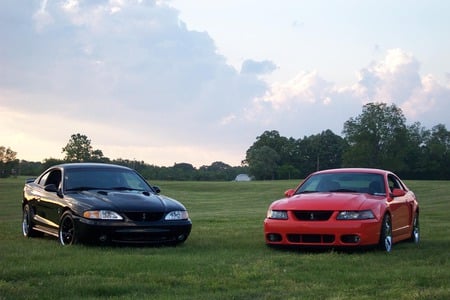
[66,190,185,213]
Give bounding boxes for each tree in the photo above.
[0,146,18,177]
[246,145,280,180]
[422,124,450,179]
[342,102,409,170]
[0,146,16,163]
[62,133,105,162]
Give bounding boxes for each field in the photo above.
[0,177,449,299]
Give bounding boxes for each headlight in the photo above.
[267,210,288,220]
[165,210,189,220]
[336,210,375,220]
[83,210,123,220]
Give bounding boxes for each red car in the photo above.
[264,168,420,252]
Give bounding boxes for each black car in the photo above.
[22,163,192,246]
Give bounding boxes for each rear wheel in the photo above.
[409,213,420,244]
[22,204,41,237]
[379,214,392,252]
[58,212,78,245]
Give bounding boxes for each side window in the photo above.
[39,170,62,188]
[38,172,50,186]
[387,175,405,192]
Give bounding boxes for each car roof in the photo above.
[50,163,132,171]
[312,168,392,176]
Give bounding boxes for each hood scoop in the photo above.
[96,190,151,196]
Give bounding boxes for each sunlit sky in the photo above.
[1,0,449,167]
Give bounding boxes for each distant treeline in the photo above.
[2,103,450,180]
[11,159,249,181]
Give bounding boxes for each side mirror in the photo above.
[152,186,161,194]
[284,189,295,197]
[44,184,58,193]
[45,184,64,198]
[391,188,406,198]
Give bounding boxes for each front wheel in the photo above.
[58,212,78,245]
[409,213,420,244]
[379,214,392,252]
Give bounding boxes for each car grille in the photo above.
[293,211,333,221]
[287,234,335,244]
[123,212,164,222]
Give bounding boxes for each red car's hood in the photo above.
[271,192,383,211]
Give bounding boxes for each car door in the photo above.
[33,169,64,229]
[387,174,410,237]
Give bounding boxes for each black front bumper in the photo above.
[75,217,192,245]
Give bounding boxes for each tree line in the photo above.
[245,103,449,180]
[1,102,449,180]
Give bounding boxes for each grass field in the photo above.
[0,177,449,299]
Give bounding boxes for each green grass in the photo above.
[0,178,449,299]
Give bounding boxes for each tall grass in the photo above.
[0,178,449,299]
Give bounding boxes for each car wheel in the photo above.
[59,211,78,246]
[379,214,392,252]
[22,204,41,237]
[409,213,420,244]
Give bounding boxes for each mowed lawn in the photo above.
[0,177,449,299]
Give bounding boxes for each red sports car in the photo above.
[264,168,420,252]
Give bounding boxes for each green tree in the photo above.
[342,102,408,170]
[62,133,106,162]
[246,145,280,180]
[295,130,347,176]
[423,124,450,179]
[0,146,18,177]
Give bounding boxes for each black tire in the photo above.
[379,214,393,252]
[408,212,420,244]
[22,204,41,237]
[58,211,78,246]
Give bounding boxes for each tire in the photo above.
[58,211,78,246]
[22,204,41,237]
[409,212,420,244]
[379,214,393,252]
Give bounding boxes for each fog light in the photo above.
[341,234,360,244]
[99,235,108,242]
[177,234,186,241]
[267,233,282,242]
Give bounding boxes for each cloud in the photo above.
[0,1,448,166]
[240,59,277,75]
[242,48,450,136]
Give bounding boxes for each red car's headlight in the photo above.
[267,210,288,220]
[336,210,375,220]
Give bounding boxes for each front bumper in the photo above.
[264,217,381,247]
[75,217,192,245]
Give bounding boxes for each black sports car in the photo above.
[22,163,192,246]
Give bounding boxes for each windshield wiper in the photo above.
[66,186,103,191]
[296,190,318,194]
[330,189,358,193]
[110,187,146,191]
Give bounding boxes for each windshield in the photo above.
[296,172,386,195]
[64,168,151,192]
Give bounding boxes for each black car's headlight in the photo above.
[267,209,288,220]
[165,211,189,220]
[336,210,375,220]
[83,210,123,220]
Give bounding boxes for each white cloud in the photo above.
[0,1,449,167]
[240,48,450,138]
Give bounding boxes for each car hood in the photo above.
[66,190,184,212]
[271,192,384,211]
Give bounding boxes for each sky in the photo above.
[1,0,449,167]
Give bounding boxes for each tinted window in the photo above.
[297,172,385,195]
[64,168,150,191]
